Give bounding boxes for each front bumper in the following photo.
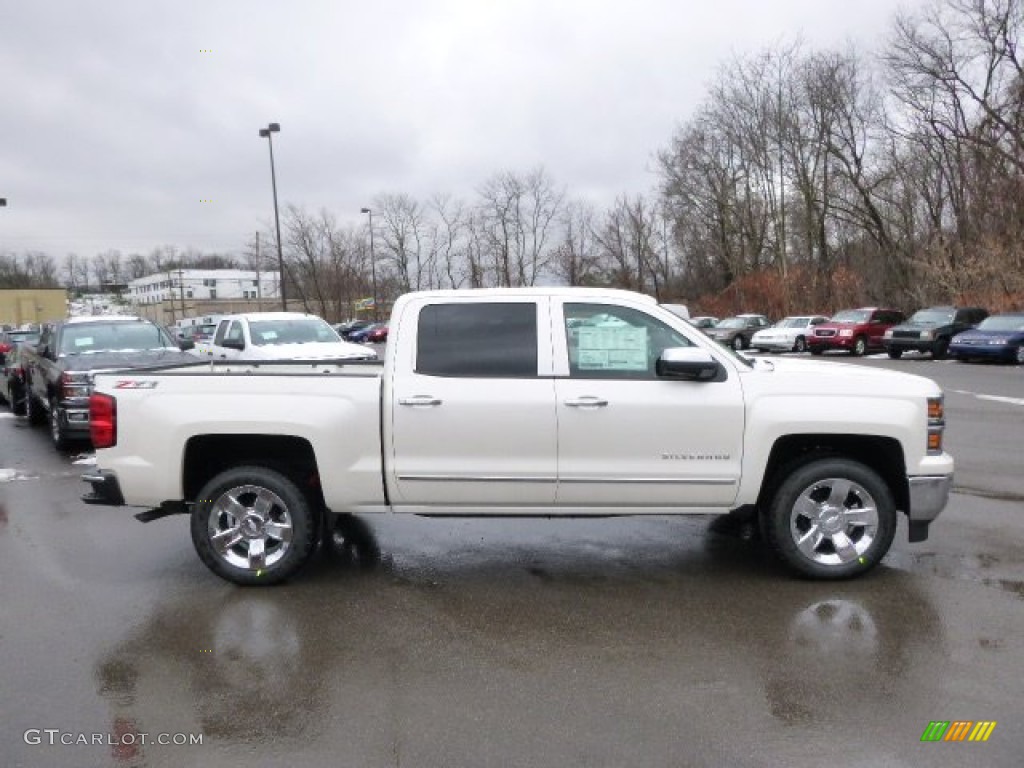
[752,338,794,351]
[949,344,1015,361]
[906,474,953,542]
[808,336,853,350]
[884,339,934,354]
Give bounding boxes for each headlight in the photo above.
[884,329,893,338]
[988,339,1007,346]
[839,329,853,337]
[920,330,933,340]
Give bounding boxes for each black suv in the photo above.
[882,306,989,359]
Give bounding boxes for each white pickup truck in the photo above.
[191,311,374,361]
[82,288,953,585]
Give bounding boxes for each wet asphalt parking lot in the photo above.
[1,352,1022,767]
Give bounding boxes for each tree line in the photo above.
[3,0,1021,319]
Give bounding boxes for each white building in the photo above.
[127,269,280,306]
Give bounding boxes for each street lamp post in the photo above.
[360,207,378,321]
[258,123,288,311]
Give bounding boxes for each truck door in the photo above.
[388,298,558,507]
[552,300,744,508]
[209,320,244,359]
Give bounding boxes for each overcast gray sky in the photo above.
[1,0,913,261]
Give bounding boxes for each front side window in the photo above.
[225,321,244,344]
[417,303,537,377]
[564,303,693,378]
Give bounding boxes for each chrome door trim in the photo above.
[397,474,557,483]
[559,476,737,486]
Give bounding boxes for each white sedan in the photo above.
[751,315,829,353]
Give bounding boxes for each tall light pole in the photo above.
[258,123,287,311]
[360,207,378,321]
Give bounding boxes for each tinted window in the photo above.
[417,303,537,377]
[564,303,694,378]
[213,321,229,345]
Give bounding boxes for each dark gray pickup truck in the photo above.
[22,316,194,450]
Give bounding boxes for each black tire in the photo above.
[809,347,823,356]
[1014,345,1024,365]
[9,381,26,416]
[886,349,902,359]
[49,399,73,452]
[25,386,46,426]
[793,336,807,353]
[732,335,746,351]
[191,466,318,586]
[763,457,897,580]
[932,339,949,360]
[851,336,868,357]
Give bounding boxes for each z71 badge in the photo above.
[113,380,159,389]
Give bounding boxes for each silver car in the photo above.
[751,315,829,353]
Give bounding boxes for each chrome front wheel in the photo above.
[766,458,896,579]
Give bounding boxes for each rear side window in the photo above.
[417,303,537,377]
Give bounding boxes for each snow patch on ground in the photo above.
[0,413,17,420]
[72,456,97,466]
[0,468,18,482]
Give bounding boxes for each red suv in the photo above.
[808,308,906,357]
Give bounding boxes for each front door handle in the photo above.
[399,396,443,407]
[564,397,608,408]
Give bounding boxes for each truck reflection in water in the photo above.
[95,514,382,761]
[94,514,944,765]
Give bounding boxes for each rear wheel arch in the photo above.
[183,434,327,514]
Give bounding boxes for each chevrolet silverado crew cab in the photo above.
[82,288,953,585]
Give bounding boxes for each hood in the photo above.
[954,329,1021,341]
[246,341,375,360]
[890,320,946,332]
[58,348,196,372]
[746,356,942,397]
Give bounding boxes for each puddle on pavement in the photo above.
[885,550,1024,599]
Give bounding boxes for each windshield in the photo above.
[249,317,342,346]
[976,315,1024,332]
[778,317,810,328]
[909,309,954,325]
[8,331,41,344]
[830,310,870,324]
[60,322,176,355]
[716,318,747,329]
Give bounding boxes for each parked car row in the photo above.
[694,304,1021,365]
[0,328,42,415]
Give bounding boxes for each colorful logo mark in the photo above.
[921,721,997,742]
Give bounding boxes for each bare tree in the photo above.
[475,168,564,286]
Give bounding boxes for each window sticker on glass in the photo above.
[74,336,94,347]
[260,331,279,341]
[577,326,648,370]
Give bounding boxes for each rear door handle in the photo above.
[564,397,608,408]
[399,396,442,407]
